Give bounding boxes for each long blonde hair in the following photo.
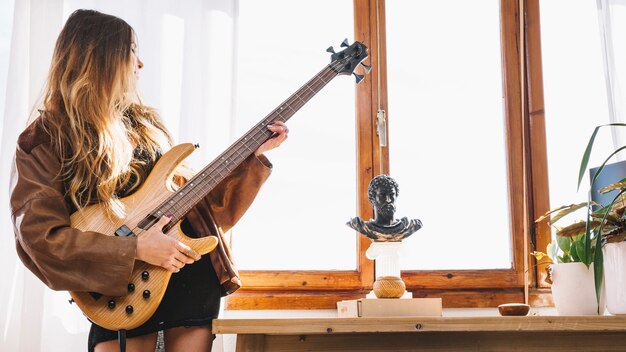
[40,9,173,217]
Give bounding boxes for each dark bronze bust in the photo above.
[347,175,422,242]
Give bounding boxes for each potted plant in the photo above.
[598,192,626,315]
[577,123,626,315]
[535,203,604,315]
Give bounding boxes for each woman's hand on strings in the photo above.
[254,121,289,156]
[135,215,201,272]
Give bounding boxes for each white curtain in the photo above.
[598,0,626,148]
[0,0,238,351]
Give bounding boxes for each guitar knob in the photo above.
[142,271,150,280]
[128,283,135,292]
[143,290,151,299]
[126,305,134,314]
[326,46,336,54]
[108,300,116,309]
[341,38,350,47]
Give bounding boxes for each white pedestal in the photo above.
[365,242,411,298]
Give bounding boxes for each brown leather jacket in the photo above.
[10,118,271,297]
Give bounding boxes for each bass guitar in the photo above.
[69,39,369,331]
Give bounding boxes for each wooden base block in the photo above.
[337,298,442,317]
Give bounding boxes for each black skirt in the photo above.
[87,219,222,351]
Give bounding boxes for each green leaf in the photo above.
[593,231,604,313]
[558,255,569,264]
[577,123,626,191]
[570,243,581,262]
[556,236,571,254]
[574,239,588,265]
[579,126,602,190]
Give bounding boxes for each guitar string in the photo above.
[159,69,334,222]
[151,61,344,226]
[161,60,344,221]
[163,65,339,222]
[153,63,342,224]
[125,60,345,238]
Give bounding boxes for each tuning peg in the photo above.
[341,38,350,48]
[353,73,364,84]
[326,46,336,54]
[360,63,372,74]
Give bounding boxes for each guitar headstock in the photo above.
[327,39,370,84]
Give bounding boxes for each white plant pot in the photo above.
[551,262,601,315]
[603,242,626,315]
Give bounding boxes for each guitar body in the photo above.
[69,143,218,331]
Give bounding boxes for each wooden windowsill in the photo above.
[215,308,626,351]
[213,313,626,335]
[213,308,626,334]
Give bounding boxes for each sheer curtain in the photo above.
[598,0,626,147]
[0,0,238,351]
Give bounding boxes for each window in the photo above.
[227,0,546,309]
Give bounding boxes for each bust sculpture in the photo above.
[347,175,422,242]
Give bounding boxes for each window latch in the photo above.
[376,109,387,147]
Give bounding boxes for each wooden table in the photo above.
[213,316,626,351]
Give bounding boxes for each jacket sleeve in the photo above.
[202,153,272,233]
[10,144,137,296]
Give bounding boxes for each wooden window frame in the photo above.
[226,0,551,310]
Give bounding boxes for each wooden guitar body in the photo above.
[69,143,218,331]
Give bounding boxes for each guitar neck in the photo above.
[157,65,339,226]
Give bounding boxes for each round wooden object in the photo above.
[373,276,406,298]
[498,303,530,316]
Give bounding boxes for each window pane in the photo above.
[541,1,611,223]
[386,0,511,269]
[232,0,356,270]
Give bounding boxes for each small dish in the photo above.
[498,303,530,316]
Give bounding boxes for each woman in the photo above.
[9,9,288,351]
